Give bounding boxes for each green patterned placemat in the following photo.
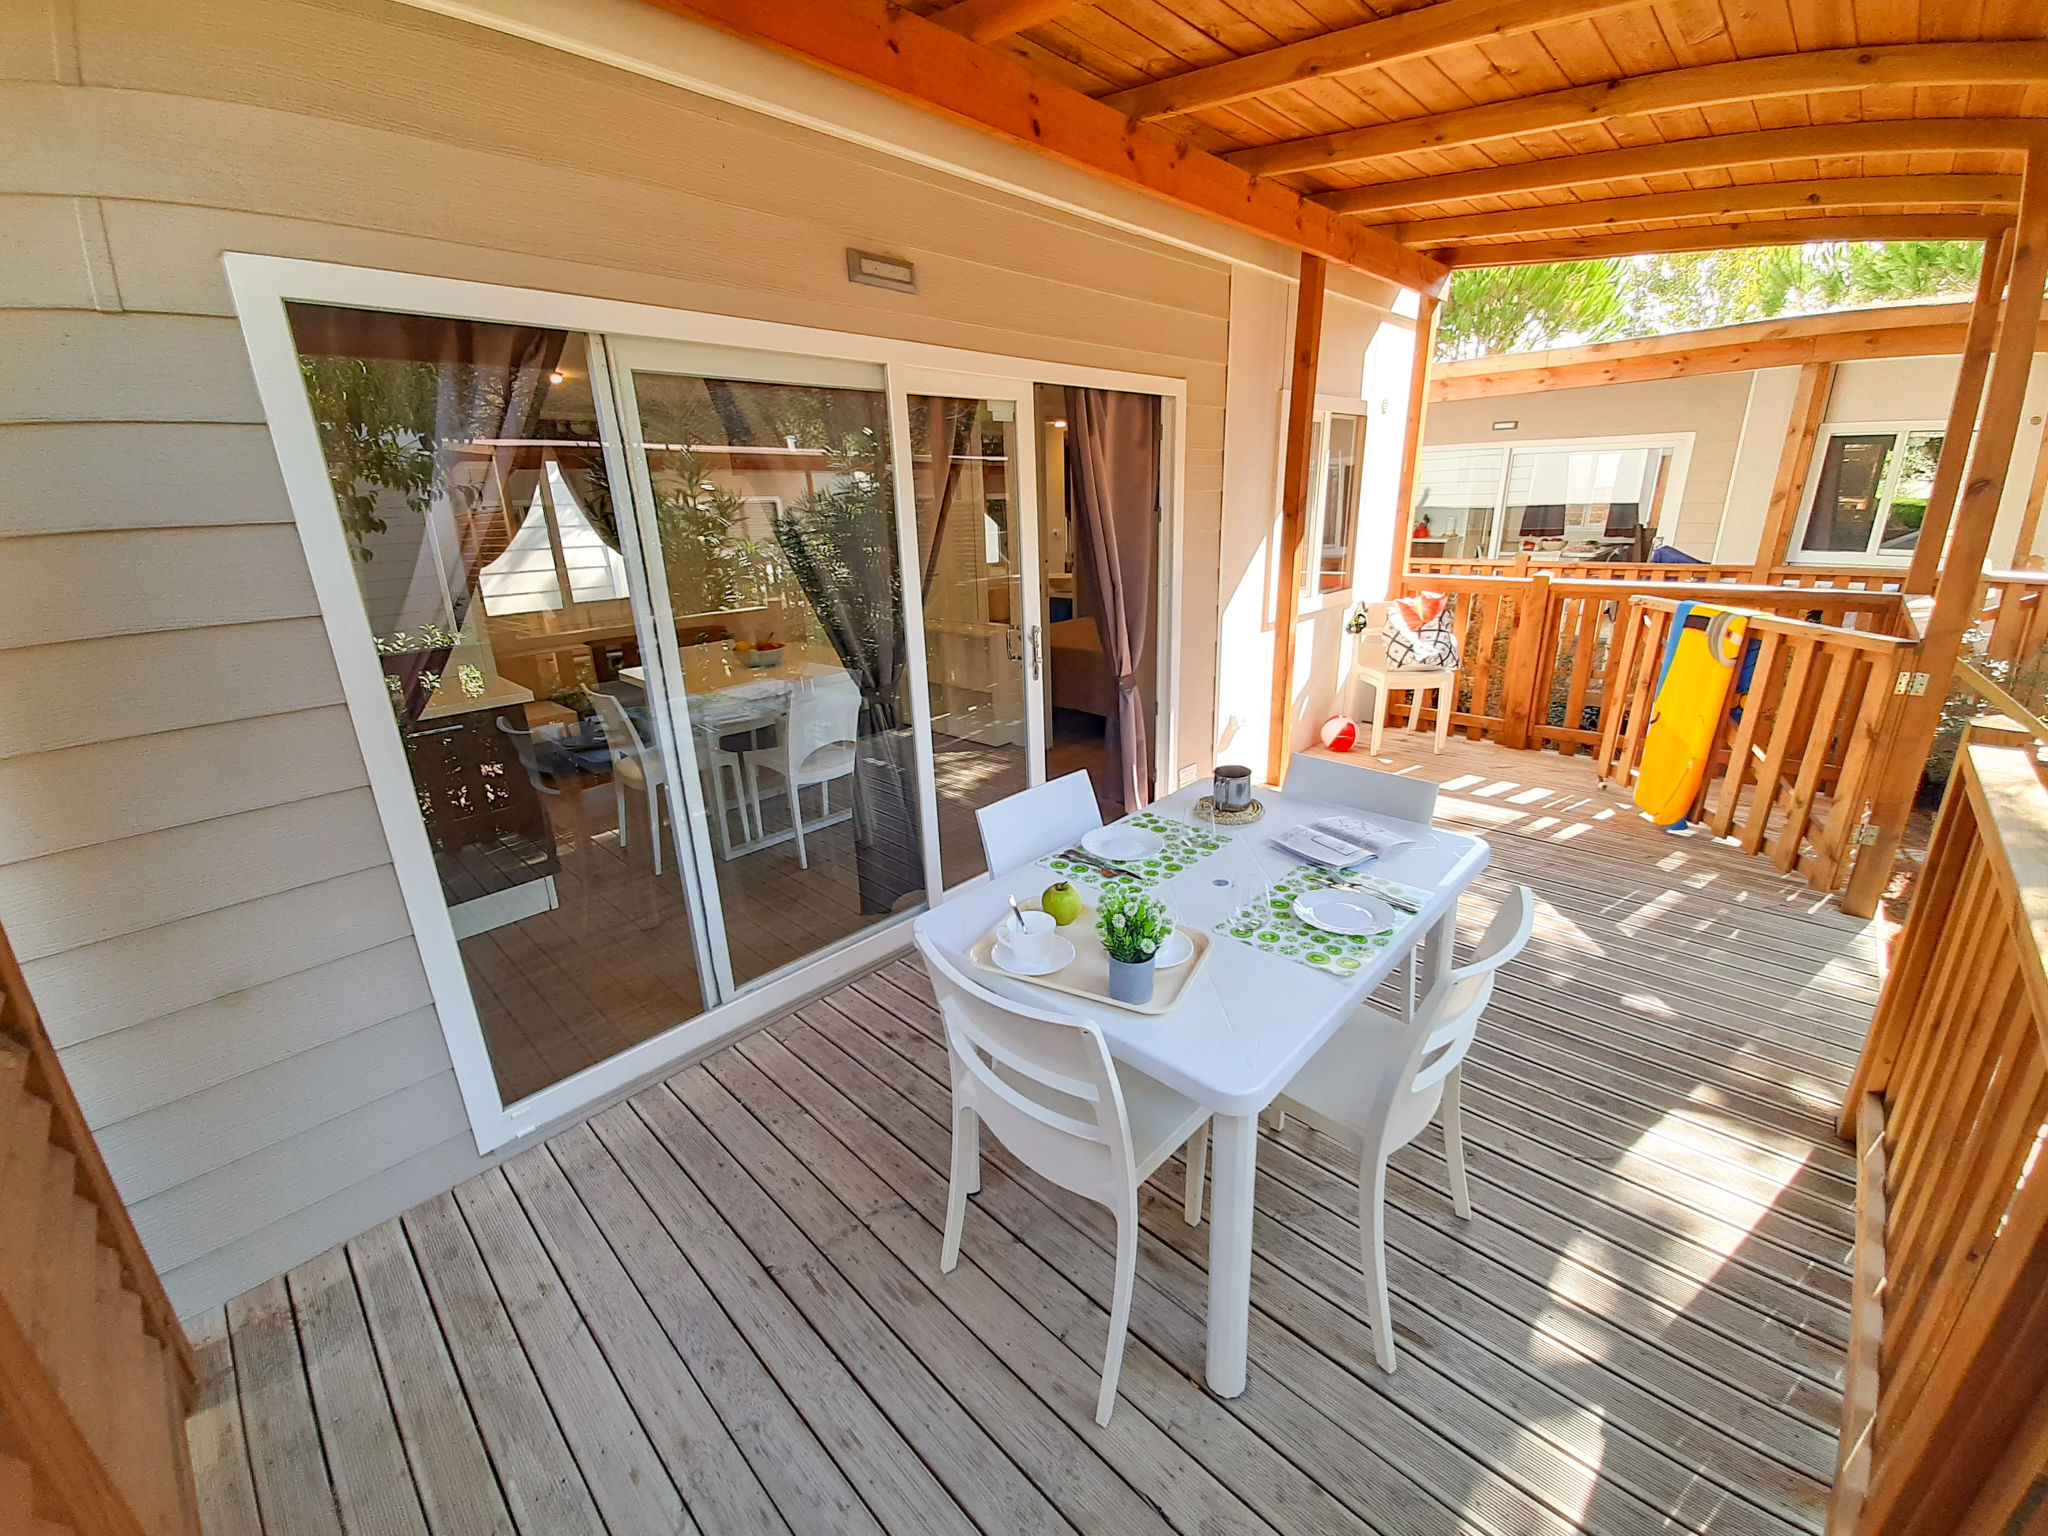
[1038,810,1231,890]
[1220,867,1431,977]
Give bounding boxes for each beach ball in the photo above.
[1319,715,1359,752]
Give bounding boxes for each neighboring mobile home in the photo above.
[1,0,1423,1314]
[1416,302,2048,571]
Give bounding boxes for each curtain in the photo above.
[1066,387,1162,811]
[773,440,925,915]
[289,304,567,726]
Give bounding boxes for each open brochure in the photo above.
[1270,815,1415,870]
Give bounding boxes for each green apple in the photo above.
[1040,881,1082,927]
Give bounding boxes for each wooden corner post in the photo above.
[1844,175,2047,918]
[1389,293,1441,591]
[1906,226,2013,595]
[1751,360,1835,580]
[1268,251,1328,787]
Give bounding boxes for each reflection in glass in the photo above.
[1803,434,1896,554]
[1502,445,1670,557]
[1881,431,1943,552]
[287,304,705,1105]
[630,366,926,987]
[910,395,1029,888]
[1314,414,1365,591]
[1410,446,1505,559]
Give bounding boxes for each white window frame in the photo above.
[1414,432,1694,561]
[1285,391,1374,613]
[225,253,1188,1153]
[1790,420,1946,567]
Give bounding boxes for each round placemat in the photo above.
[1192,795,1265,825]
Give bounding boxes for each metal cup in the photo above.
[1213,763,1252,810]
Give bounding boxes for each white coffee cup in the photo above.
[999,909,1059,968]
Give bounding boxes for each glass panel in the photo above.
[1881,431,1943,552]
[630,363,926,988]
[910,395,1030,889]
[1502,446,1659,558]
[1411,445,1503,559]
[1802,434,1896,553]
[286,303,706,1106]
[1315,414,1365,592]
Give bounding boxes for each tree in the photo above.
[1435,261,1626,359]
[1439,239,1987,359]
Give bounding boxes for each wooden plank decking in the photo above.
[185,739,1880,1536]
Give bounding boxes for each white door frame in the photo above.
[224,252,1186,1153]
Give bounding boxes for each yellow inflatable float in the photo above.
[1633,602,1750,828]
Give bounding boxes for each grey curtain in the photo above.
[1066,387,1161,810]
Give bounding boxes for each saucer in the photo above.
[1154,929,1195,968]
[993,935,1076,976]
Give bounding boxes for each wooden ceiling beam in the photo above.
[931,0,1078,46]
[1396,175,2022,246]
[1226,41,2048,177]
[632,0,1450,295]
[1320,121,2044,216]
[1100,0,1643,124]
[1435,214,2009,267]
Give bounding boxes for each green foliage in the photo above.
[1439,239,1988,360]
[772,428,904,713]
[1096,887,1174,965]
[299,358,439,561]
[651,447,758,617]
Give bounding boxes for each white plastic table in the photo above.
[913,778,1490,1397]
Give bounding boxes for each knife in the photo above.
[1319,875,1421,914]
[1062,847,1143,880]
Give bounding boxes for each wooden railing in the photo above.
[1980,567,2048,671]
[0,921,200,1536]
[1591,597,1915,896]
[1831,740,2048,1536]
[1411,556,1905,592]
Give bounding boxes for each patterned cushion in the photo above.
[1383,592,1460,670]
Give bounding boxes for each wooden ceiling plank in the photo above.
[634,0,1450,294]
[1435,212,2007,264]
[1100,0,1647,121]
[932,0,1085,45]
[1224,39,2048,174]
[1397,172,2022,242]
[1325,121,2036,214]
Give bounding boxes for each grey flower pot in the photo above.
[1106,956,1156,1005]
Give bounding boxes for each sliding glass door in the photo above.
[899,375,1046,890]
[609,340,939,990]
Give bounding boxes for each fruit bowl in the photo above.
[739,644,785,669]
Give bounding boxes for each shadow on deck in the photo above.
[187,737,1877,1536]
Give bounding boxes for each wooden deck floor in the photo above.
[185,738,1881,1536]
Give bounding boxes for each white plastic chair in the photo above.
[751,674,861,869]
[917,932,1209,1425]
[591,691,674,875]
[1270,886,1534,1372]
[973,769,1104,877]
[1352,602,1455,756]
[1285,751,1439,825]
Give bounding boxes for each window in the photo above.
[1797,426,1944,561]
[1312,413,1366,592]
[1412,436,1686,560]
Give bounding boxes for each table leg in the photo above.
[1419,910,1455,997]
[1205,1111,1258,1397]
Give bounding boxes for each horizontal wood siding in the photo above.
[0,0,1235,1313]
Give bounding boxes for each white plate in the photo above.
[992,934,1076,976]
[1292,888,1396,937]
[1082,825,1164,863]
[1154,929,1195,969]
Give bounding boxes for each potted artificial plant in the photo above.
[1097,888,1173,1005]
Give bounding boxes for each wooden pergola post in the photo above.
[1267,251,1328,787]
[1750,360,1835,580]
[1389,293,1441,589]
[1905,226,2013,595]
[1845,161,2048,918]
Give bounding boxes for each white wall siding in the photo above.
[0,0,1242,1313]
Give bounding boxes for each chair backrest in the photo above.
[786,674,862,773]
[1285,752,1438,824]
[914,931,1138,1208]
[494,717,560,794]
[974,769,1105,876]
[1379,887,1535,1148]
[590,689,650,764]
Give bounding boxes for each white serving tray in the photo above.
[968,905,1212,1016]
